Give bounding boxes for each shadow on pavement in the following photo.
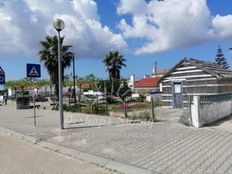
[204,114,232,127]
[24,115,45,118]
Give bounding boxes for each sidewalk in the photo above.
[1,102,232,174]
[0,134,114,174]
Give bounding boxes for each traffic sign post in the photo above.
[26,64,41,127]
[32,78,36,127]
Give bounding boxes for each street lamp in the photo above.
[72,56,77,110]
[53,19,65,129]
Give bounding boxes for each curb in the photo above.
[0,126,155,174]
[0,127,38,144]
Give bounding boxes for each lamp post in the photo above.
[73,56,77,110]
[53,19,65,129]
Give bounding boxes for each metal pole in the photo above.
[104,81,107,116]
[58,31,64,129]
[155,61,158,79]
[124,101,127,118]
[151,97,155,121]
[73,56,77,109]
[33,78,36,127]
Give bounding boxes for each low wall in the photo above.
[191,94,232,128]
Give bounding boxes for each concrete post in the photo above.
[191,96,200,128]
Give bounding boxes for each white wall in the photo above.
[191,96,232,128]
[200,101,232,126]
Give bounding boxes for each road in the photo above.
[0,135,112,174]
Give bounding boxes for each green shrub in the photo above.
[139,94,146,102]
[63,104,81,112]
[130,110,158,122]
[80,102,108,115]
[0,89,7,95]
[81,103,92,114]
[153,100,163,107]
[92,103,107,115]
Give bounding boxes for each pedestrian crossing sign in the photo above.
[27,64,41,78]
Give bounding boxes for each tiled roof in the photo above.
[187,58,232,78]
[159,58,232,82]
[80,82,92,88]
[134,77,160,88]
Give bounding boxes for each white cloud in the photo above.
[117,0,147,15]
[212,15,232,38]
[0,0,127,58]
[117,0,232,55]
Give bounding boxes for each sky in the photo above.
[0,0,232,81]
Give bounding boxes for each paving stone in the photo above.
[2,104,232,174]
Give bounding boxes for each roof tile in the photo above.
[134,77,160,88]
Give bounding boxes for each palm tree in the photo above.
[38,35,74,99]
[103,51,126,80]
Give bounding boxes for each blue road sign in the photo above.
[0,66,5,84]
[0,66,4,75]
[27,64,41,78]
[0,75,5,84]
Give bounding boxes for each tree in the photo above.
[116,80,132,101]
[5,80,19,99]
[97,79,131,99]
[103,51,126,80]
[35,79,51,96]
[215,46,230,69]
[5,79,32,97]
[85,73,97,83]
[38,35,74,99]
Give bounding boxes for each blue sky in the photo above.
[1,0,232,82]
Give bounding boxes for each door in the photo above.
[172,82,183,108]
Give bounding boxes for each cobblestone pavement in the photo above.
[1,102,232,174]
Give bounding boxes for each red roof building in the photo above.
[133,77,160,94]
[80,82,92,89]
[134,77,160,88]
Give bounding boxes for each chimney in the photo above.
[130,74,135,84]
